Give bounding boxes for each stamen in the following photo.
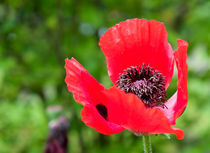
[96,104,108,120]
[116,64,166,108]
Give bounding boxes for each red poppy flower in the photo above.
[65,19,188,139]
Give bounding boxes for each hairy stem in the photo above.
[142,135,152,153]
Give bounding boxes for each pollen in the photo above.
[116,64,166,108]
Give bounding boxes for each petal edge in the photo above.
[159,39,188,125]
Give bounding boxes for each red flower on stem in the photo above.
[65,19,188,139]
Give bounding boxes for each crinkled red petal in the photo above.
[99,18,174,88]
[65,58,104,105]
[103,87,184,139]
[158,39,188,125]
[65,58,124,134]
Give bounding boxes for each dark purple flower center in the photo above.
[96,104,108,120]
[116,64,166,108]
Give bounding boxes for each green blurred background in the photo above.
[0,0,210,153]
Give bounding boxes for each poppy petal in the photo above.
[65,58,104,105]
[99,18,174,88]
[103,87,184,139]
[65,58,124,134]
[158,39,188,125]
[81,105,125,135]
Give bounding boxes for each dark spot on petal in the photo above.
[96,104,108,120]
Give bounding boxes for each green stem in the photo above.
[142,135,152,153]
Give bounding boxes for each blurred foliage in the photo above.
[0,0,210,153]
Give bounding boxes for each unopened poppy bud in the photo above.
[44,116,69,153]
